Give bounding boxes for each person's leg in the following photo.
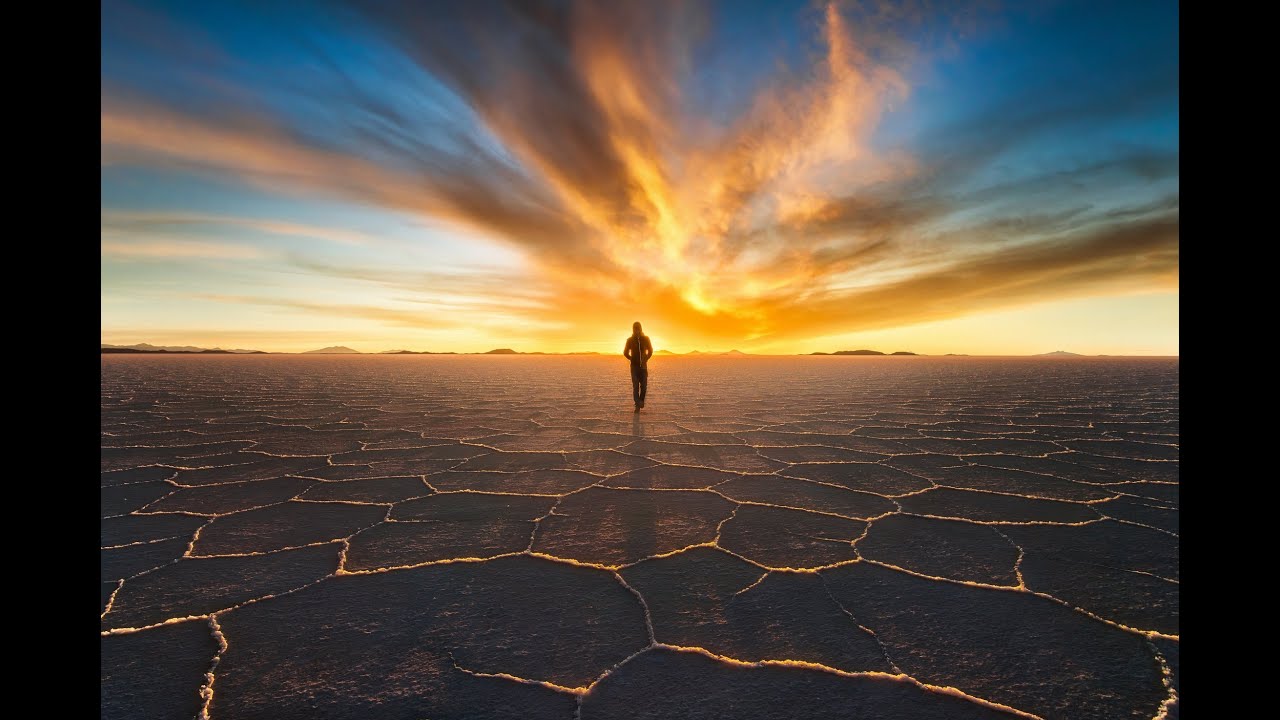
[639,366,647,406]
[631,366,641,407]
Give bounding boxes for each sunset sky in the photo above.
[102,0,1178,355]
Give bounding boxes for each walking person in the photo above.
[623,321,654,412]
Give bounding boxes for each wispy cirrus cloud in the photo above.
[102,238,266,260]
[102,210,385,247]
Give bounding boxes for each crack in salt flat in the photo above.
[818,572,903,674]
[458,643,1043,719]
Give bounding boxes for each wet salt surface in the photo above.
[101,355,1178,719]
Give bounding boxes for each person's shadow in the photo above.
[624,409,658,560]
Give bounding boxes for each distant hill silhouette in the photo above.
[484,348,518,354]
[809,349,919,356]
[102,343,266,354]
[1036,350,1084,357]
[654,349,674,355]
[303,346,360,354]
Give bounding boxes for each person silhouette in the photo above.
[623,321,654,412]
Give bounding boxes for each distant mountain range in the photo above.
[102,343,266,354]
[810,350,918,356]
[1035,350,1084,357]
[303,346,361,354]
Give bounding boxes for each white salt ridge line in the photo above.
[607,448,782,475]
[961,460,1132,486]
[102,614,211,635]
[990,527,1027,589]
[431,487,564,498]
[186,538,346,560]
[460,642,1042,719]
[451,658,588,696]
[1103,517,1179,538]
[182,517,214,558]
[344,551,528,576]
[884,485,943,499]
[947,456,1142,496]
[879,463,949,487]
[752,473,908,506]
[134,508,223,518]
[334,506,393,573]
[772,470,940,499]
[161,472,321,489]
[601,481,725,491]
[145,492,312,517]
[108,547,198,587]
[290,498,396,507]
[730,571,770,598]
[614,572,656,644]
[102,558,355,636]
[903,511,1105,528]
[707,493,890,523]
[1146,638,1178,720]
[100,475,182,487]
[103,439,257,450]
[1037,556,1179,585]
[197,615,227,720]
[1047,449,1179,470]
[1058,445,1181,462]
[702,544,773,572]
[102,534,192,550]
[1110,495,1177,511]
[791,531,863,546]
[855,557,1178,641]
[818,572,903,674]
[101,579,125,619]
[849,520,875,557]
[712,504,741,544]
[526,493,572,552]
[921,481,1121,504]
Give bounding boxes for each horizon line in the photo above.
[101,344,1179,358]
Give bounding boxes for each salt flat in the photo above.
[101,355,1178,719]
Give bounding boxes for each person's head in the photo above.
[633,321,642,335]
